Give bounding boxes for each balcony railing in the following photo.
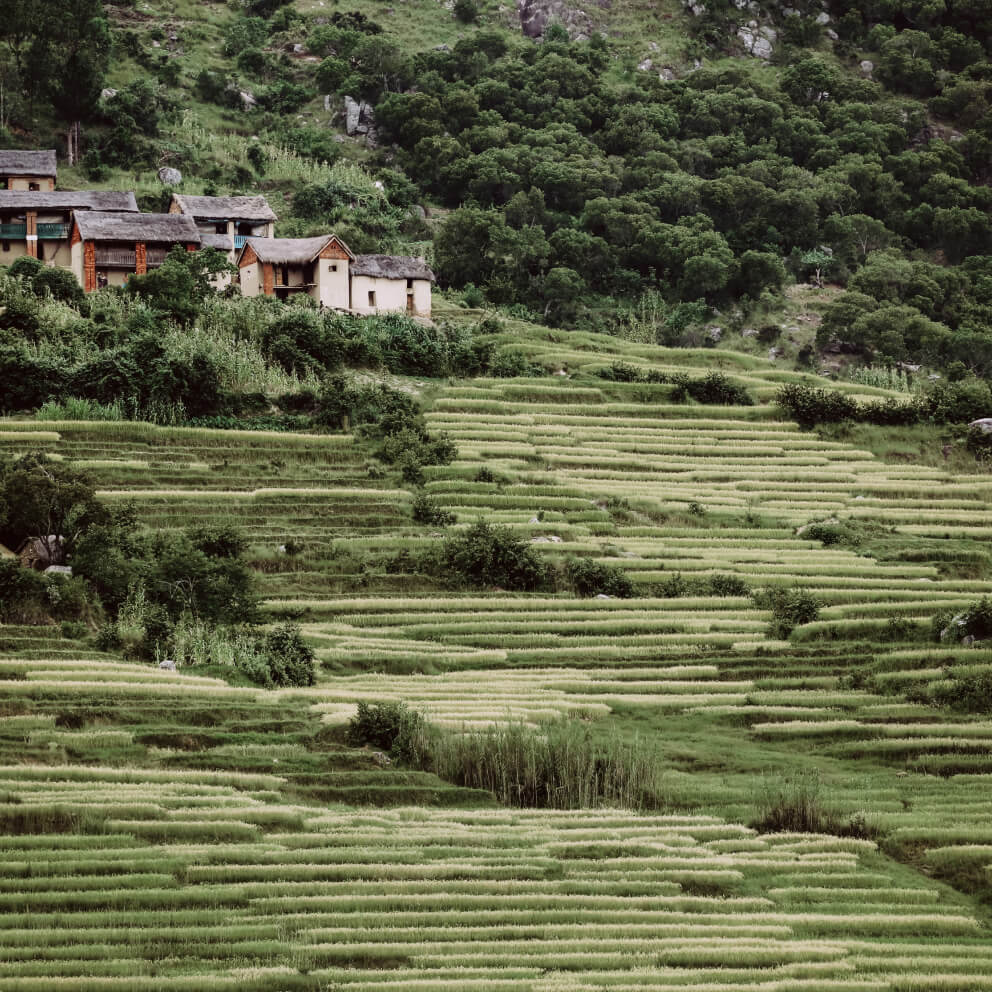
[94,248,136,268]
[234,234,248,250]
[146,248,169,268]
[0,223,26,239]
[37,223,68,239]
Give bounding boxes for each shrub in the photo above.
[439,520,550,591]
[920,378,992,425]
[0,560,49,624]
[965,425,992,462]
[453,0,479,23]
[262,623,316,687]
[707,574,750,597]
[411,491,456,527]
[564,556,634,598]
[933,597,992,644]
[754,586,820,639]
[776,383,859,429]
[346,700,428,763]
[686,371,753,406]
[927,671,992,714]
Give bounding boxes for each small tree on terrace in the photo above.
[0,452,107,563]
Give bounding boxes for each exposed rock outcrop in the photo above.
[343,95,378,147]
[517,0,591,39]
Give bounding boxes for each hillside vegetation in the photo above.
[1,0,992,989]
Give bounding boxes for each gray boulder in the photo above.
[240,90,257,110]
[344,95,362,134]
[100,88,118,101]
[157,166,182,186]
[517,0,592,39]
[344,95,376,138]
[159,659,177,671]
[738,25,773,59]
[969,418,992,434]
[859,60,874,77]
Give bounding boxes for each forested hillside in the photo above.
[2,2,992,990]
[3,0,992,377]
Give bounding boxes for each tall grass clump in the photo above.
[752,769,875,837]
[35,397,125,421]
[847,365,914,393]
[429,721,663,810]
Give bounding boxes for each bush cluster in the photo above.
[597,364,753,406]
[776,380,992,429]
[754,586,820,639]
[564,556,634,598]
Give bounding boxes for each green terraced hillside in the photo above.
[2,320,991,989]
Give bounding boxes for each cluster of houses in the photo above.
[0,150,434,317]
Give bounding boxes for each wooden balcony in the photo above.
[94,248,136,268]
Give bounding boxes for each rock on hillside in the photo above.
[517,0,593,39]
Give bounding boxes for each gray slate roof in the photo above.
[242,235,339,265]
[0,190,138,212]
[199,232,234,251]
[351,254,435,281]
[74,211,201,244]
[0,149,57,177]
[172,194,277,221]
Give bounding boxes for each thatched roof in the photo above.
[199,232,234,251]
[0,190,138,212]
[0,149,57,177]
[172,194,277,221]
[240,234,345,265]
[351,254,435,281]
[74,211,201,244]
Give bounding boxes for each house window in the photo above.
[406,278,413,289]
[368,291,376,307]
[1,241,8,252]
[28,182,39,191]
[329,264,337,272]
[215,222,226,234]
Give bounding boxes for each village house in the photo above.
[350,254,434,318]
[0,150,436,313]
[169,194,276,261]
[236,235,434,316]
[237,234,352,306]
[16,536,64,571]
[0,150,57,192]
[70,211,200,291]
[0,191,138,268]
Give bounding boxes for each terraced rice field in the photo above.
[1,328,991,985]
